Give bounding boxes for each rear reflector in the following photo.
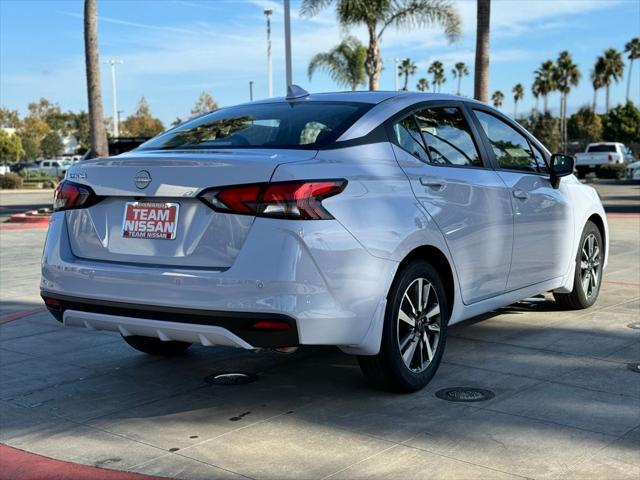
[42,297,60,309]
[199,179,347,220]
[251,320,291,331]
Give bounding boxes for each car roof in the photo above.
[249,90,484,106]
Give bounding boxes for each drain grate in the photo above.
[627,322,640,330]
[627,363,640,374]
[435,387,495,403]
[205,372,258,386]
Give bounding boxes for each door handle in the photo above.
[420,176,445,189]
[512,189,529,200]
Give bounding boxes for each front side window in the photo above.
[139,101,371,151]
[474,110,542,173]
[414,107,482,167]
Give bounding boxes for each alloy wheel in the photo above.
[580,233,601,299]
[397,278,441,373]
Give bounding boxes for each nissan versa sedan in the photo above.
[41,89,608,392]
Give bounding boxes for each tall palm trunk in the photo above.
[605,85,610,113]
[543,94,548,113]
[627,59,634,102]
[403,73,409,90]
[365,23,382,91]
[592,88,597,112]
[473,0,490,102]
[84,0,108,158]
[457,76,462,95]
[513,101,517,118]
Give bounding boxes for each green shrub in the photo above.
[595,164,626,180]
[0,173,24,189]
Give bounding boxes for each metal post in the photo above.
[105,59,123,137]
[284,0,293,90]
[264,9,273,98]
[249,81,254,101]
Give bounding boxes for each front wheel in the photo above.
[122,335,192,356]
[358,260,448,392]
[554,221,603,309]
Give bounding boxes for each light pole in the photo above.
[249,81,254,101]
[264,8,273,98]
[105,59,123,137]
[393,58,405,91]
[284,0,292,90]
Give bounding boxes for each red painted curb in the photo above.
[0,307,46,324]
[7,210,51,224]
[0,223,49,230]
[607,213,640,218]
[0,444,169,480]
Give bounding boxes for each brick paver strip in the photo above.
[0,444,170,480]
[0,307,46,324]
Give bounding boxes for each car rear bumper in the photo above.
[41,212,398,352]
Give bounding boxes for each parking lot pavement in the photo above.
[0,189,638,479]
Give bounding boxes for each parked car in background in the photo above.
[575,142,636,178]
[626,160,640,181]
[27,159,69,176]
[8,161,37,173]
[42,90,608,392]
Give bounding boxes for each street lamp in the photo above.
[105,59,123,137]
[264,8,273,98]
[284,0,292,90]
[393,57,406,91]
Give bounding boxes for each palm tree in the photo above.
[428,60,446,93]
[83,0,108,158]
[624,37,639,103]
[554,51,580,152]
[512,83,524,118]
[451,62,469,95]
[491,90,504,109]
[416,77,429,92]
[598,48,624,113]
[398,58,417,90]
[308,36,367,91]
[531,79,541,114]
[590,66,605,113]
[301,0,461,91]
[533,60,556,113]
[473,0,491,102]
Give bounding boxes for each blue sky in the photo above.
[1,0,638,126]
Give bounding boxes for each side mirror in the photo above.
[550,153,575,189]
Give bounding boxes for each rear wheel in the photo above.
[122,335,191,356]
[554,221,602,309]
[358,261,448,392]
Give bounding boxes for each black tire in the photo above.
[554,221,603,310]
[358,260,448,393]
[122,335,191,356]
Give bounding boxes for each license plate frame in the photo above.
[121,201,180,240]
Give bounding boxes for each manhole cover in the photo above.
[627,322,640,330]
[205,372,257,386]
[435,387,495,403]
[627,363,640,374]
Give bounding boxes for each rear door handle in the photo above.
[512,189,529,200]
[420,176,445,189]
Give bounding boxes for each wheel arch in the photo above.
[587,213,606,264]
[395,245,455,317]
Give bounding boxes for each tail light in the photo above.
[53,180,101,212]
[199,180,347,220]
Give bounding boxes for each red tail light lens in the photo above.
[199,179,347,220]
[53,181,100,212]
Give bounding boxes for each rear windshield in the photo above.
[139,101,371,151]
[587,144,617,153]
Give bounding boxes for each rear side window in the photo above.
[474,110,543,173]
[414,107,482,167]
[392,116,430,162]
[139,101,371,150]
[587,144,617,153]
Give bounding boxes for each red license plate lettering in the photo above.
[122,202,179,240]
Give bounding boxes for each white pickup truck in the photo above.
[574,142,635,177]
[26,159,69,176]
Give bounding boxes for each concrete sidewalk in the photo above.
[1,213,638,478]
